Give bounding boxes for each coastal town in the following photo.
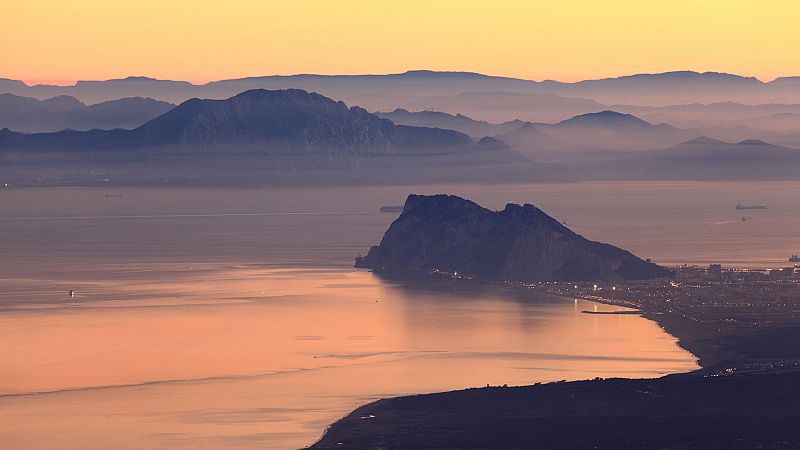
[544,263,798,320]
[538,262,800,368]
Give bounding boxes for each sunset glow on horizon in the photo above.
[4,0,800,85]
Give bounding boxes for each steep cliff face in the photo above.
[356,194,669,282]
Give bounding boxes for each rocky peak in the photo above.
[357,194,668,282]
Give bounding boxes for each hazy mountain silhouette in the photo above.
[0,93,82,118]
[0,78,27,93]
[537,71,778,105]
[1,71,538,105]
[746,112,800,133]
[570,137,800,180]
[5,70,800,107]
[356,194,668,282]
[374,109,616,160]
[613,102,800,131]
[0,89,557,187]
[0,94,174,132]
[130,89,473,153]
[0,89,474,154]
[376,108,524,138]
[649,137,800,160]
[536,110,691,151]
[399,91,607,123]
[554,110,657,129]
[494,123,583,161]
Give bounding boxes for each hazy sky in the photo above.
[4,0,799,85]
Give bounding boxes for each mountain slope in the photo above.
[132,89,472,152]
[356,194,667,282]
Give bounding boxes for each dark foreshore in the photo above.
[309,272,800,449]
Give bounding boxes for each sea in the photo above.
[1,181,797,449]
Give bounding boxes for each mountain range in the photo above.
[0,89,472,155]
[0,89,546,187]
[5,71,800,149]
[356,194,668,282]
[4,70,800,108]
[572,137,800,181]
[374,107,800,160]
[377,108,525,139]
[0,93,174,132]
[3,79,800,185]
[383,109,696,159]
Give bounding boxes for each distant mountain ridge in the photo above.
[555,110,660,128]
[0,89,473,154]
[376,108,524,138]
[380,108,696,158]
[356,194,668,282]
[0,93,174,132]
[4,70,800,106]
[568,136,800,181]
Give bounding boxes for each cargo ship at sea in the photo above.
[736,203,767,210]
[379,205,404,213]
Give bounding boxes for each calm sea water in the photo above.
[2,181,796,448]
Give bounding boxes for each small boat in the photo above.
[68,290,75,297]
[379,205,404,213]
[735,203,767,210]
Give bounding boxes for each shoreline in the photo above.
[308,272,800,448]
[555,292,723,368]
[530,287,711,369]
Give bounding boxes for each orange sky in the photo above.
[3,0,800,85]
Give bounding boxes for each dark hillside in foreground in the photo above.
[311,367,800,449]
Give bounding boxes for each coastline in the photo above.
[640,311,729,368]
[307,274,800,449]
[562,292,727,369]
[537,288,714,369]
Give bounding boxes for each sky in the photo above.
[3,0,800,85]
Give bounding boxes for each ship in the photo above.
[735,203,767,210]
[379,205,404,213]
[791,255,800,263]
